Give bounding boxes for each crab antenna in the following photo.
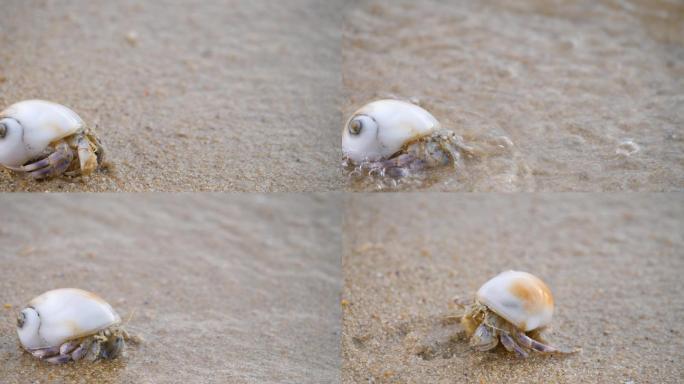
[124,308,136,325]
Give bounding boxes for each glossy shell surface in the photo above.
[0,100,84,167]
[476,270,554,332]
[17,288,121,350]
[342,99,440,163]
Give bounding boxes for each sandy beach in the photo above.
[2,0,682,192]
[0,194,341,383]
[343,194,683,383]
[343,0,684,191]
[2,1,683,382]
[0,0,344,192]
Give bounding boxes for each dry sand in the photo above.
[343,0,684,191]
[0,0,344,192]
[0,194,341,383]
[2,0,682,192]
[343,194,684,383]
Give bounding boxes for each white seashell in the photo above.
[17,288,121,350]
[342,99,441,163]
[476,270,554,332]
[0,100,84,167]
[462,271,575,357]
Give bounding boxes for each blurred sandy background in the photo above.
[0,0,344,191]
[343,194,683,383]
[0,194,341,383]
[344,0,684,191]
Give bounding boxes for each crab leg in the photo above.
[100,335,125,359]
[59,341,80,355]
[380,154,417,168]
[45,354,71,364]
[500,332,529,358]
[30,346,60,359]
[376,154,425,178]
[515,331,573,354]
[470,323,499,351]
[20,142,73,172]
[89,131,105,164]
[76,134,98,175]
[29,344,76,364]
[21,141,74,179]
[85,340,102,361]
[71,341,90,361]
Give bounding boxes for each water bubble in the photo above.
[494,136,514,149]
[616,139,640,156]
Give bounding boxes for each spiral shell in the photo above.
[0,100,84,167]
[342,99,440,163]
[17,288,121,350]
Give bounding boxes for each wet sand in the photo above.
[0,0,344,192]
[344,0,684,191]
[343,194,684,383]
[0,194,341,383]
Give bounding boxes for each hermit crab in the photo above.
[0,100,104,179]
[460,271,575,358]
[342,99,468,178]
[17,288,127,364]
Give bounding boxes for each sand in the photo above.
[2,1,684,382]
[3,1,682,192]
[0,0,344,192]
[343,0,684,191]
[342,194,684,383]
[0,194,341,383]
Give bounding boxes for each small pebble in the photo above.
[125,31,139,46]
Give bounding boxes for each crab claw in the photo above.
[77,135,98,175]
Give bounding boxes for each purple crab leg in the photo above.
[71,342,89,361]
[30,346,60,359]
[376,154,425,178]
[500,332,529,358]
[45,354,71,364]
[380,154,416,169]
[59,341,80,355]
[21,142,71,171]
[23,142,73,179]
[470,323,498,351]
[515,330,572,353]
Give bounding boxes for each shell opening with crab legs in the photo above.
[0,100,104,178]
[16,288,127,364]
[460,271,579,358]
[343,100,469,182]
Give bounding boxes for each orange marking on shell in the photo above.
[509,276,554,311]
[78,290,108,305]
[65,319,84,335]
[48,124,72,141]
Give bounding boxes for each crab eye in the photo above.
[348,119,362,135]
[0,122,7,139]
